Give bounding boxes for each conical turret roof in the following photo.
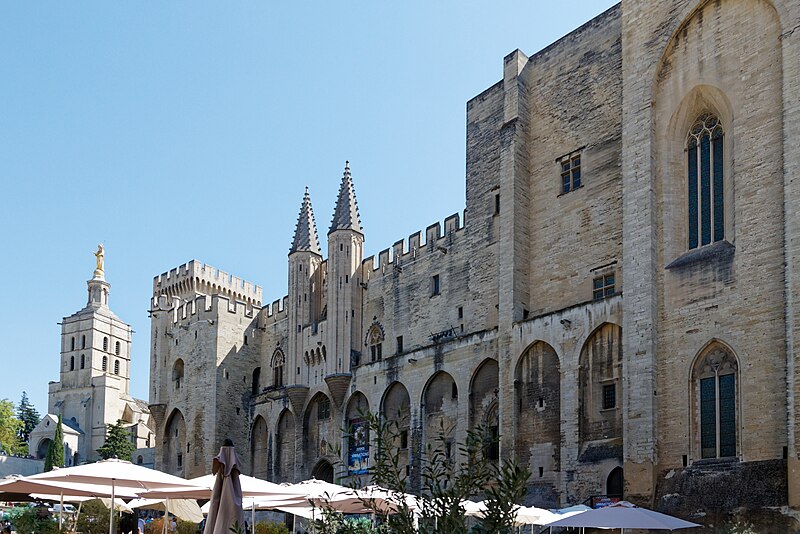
[290,187,322,255]
[329,161,363,235]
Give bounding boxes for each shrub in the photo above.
[254,521,290,534]
[75,499,111,534]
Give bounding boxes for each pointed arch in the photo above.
[365,320,385,363]
[690,341,740,460]
[469,358,499,461]
[579,323,623,449]
[271,349,285,388]
[250,415,268,478]
[422,371,458,457]
[515,340,560,480]
[275,409,295,482]
[164,408,186,476]
[303,393,333,477]
[345,392,370,476]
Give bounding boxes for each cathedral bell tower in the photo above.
[324,162,364,406]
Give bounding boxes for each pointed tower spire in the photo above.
[329,161,363,235]
[289,187,322,255]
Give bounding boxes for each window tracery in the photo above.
[687,113,725,249]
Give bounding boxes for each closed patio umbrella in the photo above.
[202,443,244,534]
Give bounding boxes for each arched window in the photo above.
[687,113,725,249]
[70,337,75,351]
[173,359,184,389]
[115,341,121,356]
[70,356,75,371]
[114,360,120,375]
[252,367,261,395]
[692,344,738,460]
[102,356,108,372]
[80,354,85,369]
[81,335,86,349]
[272,350,285,388]
[103,337,108,352]
[367,323,384,363]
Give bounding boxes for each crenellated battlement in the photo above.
[152,293,270,327]
[362,211,465,271]
[153,260,263,305]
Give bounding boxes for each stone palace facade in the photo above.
[148,0,800,523]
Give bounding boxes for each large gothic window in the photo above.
[692,345,738,460]
[687,113,725,249]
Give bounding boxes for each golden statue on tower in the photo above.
[93,244,105,277]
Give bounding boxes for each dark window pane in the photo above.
[573,168,581,188]
[562,173,571,193]
[605,274,615,286]
[572,157,580,168]
[700,133,712,246]
[700,377,717,458]
[602,384,616,409]
[713,134,725,242]
[605,287,615,297]
[719,374,736,457]
[562,162,571,173]
[593,289,603,300]
[594,277,604,289]
[688,145,698,249]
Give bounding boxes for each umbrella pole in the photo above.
[251,501,255,533]
[75,501,82,534]
[109,479,116,534]
[59,491,64,530]
[164,498,170,534]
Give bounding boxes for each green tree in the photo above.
[76,499,111,534]
[44,414,65,471]
[96,419,136,460]
[17,391,41,447]
[0,398,25,455]
[313,410,531,534]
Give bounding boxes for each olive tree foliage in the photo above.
[309,411,530,534]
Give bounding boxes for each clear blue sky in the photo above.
[0,2,618,416]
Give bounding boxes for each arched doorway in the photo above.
[37,438,52,460]
[607,466,623,498]
[275,410,295,482]
[311,459,334,483]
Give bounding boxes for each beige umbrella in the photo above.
[0,475,140,529]
[25,458,206,534]
[203,444,244,534]
[129,498,204,523]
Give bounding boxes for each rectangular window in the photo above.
[432,274,440,296]
[494,193,500,215]
[593,274,615,300]
[700,377,717,459]
[458,306,463,319]
[602,384,616,410]
[396,336,403,354]
[558,151,582,193]
[177,453,183,468]
[318,398,331,420]
[719,374,736,458]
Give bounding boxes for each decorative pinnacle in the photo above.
[329,160,362,235]
[289,187,322,255]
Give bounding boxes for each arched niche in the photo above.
[275,409,295,482]
[344,392,370,477]
[250,415,268,479]
[422,372,458,457]
[515,341,561,476]
[164,408,186,475]
[302,393,334,477]
[469,359,499,461]
[579,323,623,450]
